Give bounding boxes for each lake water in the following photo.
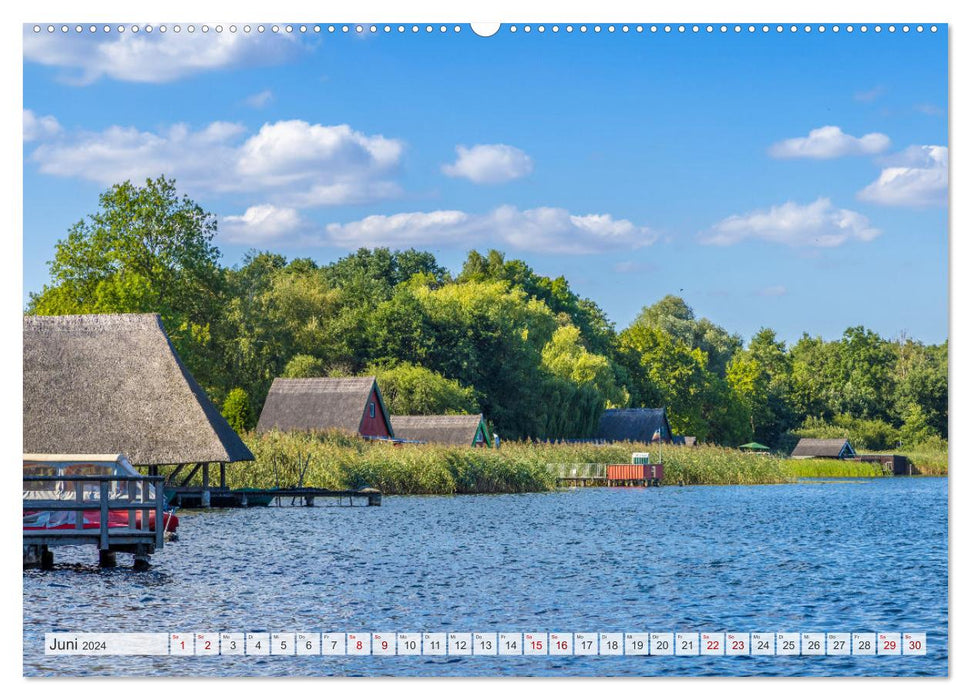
[23,478,948,677]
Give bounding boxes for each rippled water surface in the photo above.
[24,478,948,676]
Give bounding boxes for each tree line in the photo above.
[27,178,948,450]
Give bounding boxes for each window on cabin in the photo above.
[369,402,376,419]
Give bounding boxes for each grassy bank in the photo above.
[897,445,948,476]
[217,432,796,495]
[784,459,886,478]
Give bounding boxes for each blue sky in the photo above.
[23,24,948,344]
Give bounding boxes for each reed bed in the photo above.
[783,459,887,478]
[897,446,949,476]
[224,432,795,495]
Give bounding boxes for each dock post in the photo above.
[305,496,314,507]
[23,545,52,569]
[367,491,381,507]
[220,463,227,489]
[133,546,151,571]
[202,463,211,508]
[98,550,117,568]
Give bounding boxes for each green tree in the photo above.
[831,326,896,420]
[459,249,616,355]
[414,279,559,438]
[541,324,626,406]
[27,176,225,392]
[369,362,479,415]
[898,403,936,447]
[282,354,328,378]
[629,295,742,375]
[789,334,836,421]
[892,337,948,439]
[221,387,252,433]
[618,324,714,440]
[727,328,794,445]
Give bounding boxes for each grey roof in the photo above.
[391,414,490,446]
[23,314,253,466]
[596,408,672,443]
[790,438,855,458]
[256,377,393,436]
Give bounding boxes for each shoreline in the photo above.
[151,431,947,497]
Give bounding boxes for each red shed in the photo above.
[256,376,393,439]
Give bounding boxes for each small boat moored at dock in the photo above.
[23,454,171,570]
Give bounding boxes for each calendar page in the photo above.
[20,9,949,681]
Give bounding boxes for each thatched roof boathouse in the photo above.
[595,408,674,444]
[256,377,394,439]
[790,438,856,460]
[23,314,253,497]
[391,414,492,447]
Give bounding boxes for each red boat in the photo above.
[23,508,179,533]
[23,453,179,535]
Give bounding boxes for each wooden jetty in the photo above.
[165,486,382,508]
[551,463,664,488]
[23,474,165,570]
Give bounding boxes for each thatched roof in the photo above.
[256,377,393,437]
[596,408,673,443]
[23,314,253,466]
[790,438,856,459]
[391,414,490,447]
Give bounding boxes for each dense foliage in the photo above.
[27,178,948,449]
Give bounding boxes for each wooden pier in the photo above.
[556,475,662,487]
[23,474,165,570]
[551,463,663,488]
[165,486,382,508]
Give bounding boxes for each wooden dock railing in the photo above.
[23,475,165,569]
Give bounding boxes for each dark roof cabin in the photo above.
[596,408,673,444]
[256,377,393,438]
[23,314,254,467]
[391,414,492,447]
[790,438,856,460]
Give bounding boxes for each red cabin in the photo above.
[256,376,394,439]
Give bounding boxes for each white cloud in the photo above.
[756,285,788,297]
[23,29,300,85]
[29,119,404,207]
[854,86,885,103]
[613,261,656,274]
[915,103,944,117]
[442,144,534,184]
[221,205,656,254]
[857,145,948,207]
[221,204,309,243]
[702,198,880,247]
[23,110,61,141]
[245,89,274,109]
[769,126,890,159]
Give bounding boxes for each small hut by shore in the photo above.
[595,408,673,444]
[391,414,492,447]
[256,377,394,439]
[23,313,253,488]
[790,438,856,460]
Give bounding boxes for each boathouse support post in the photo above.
[219,463,226,489]
[166,464,186,486]
[201,463,211,508]
[177,463,202,488]
[98,550,117,568]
